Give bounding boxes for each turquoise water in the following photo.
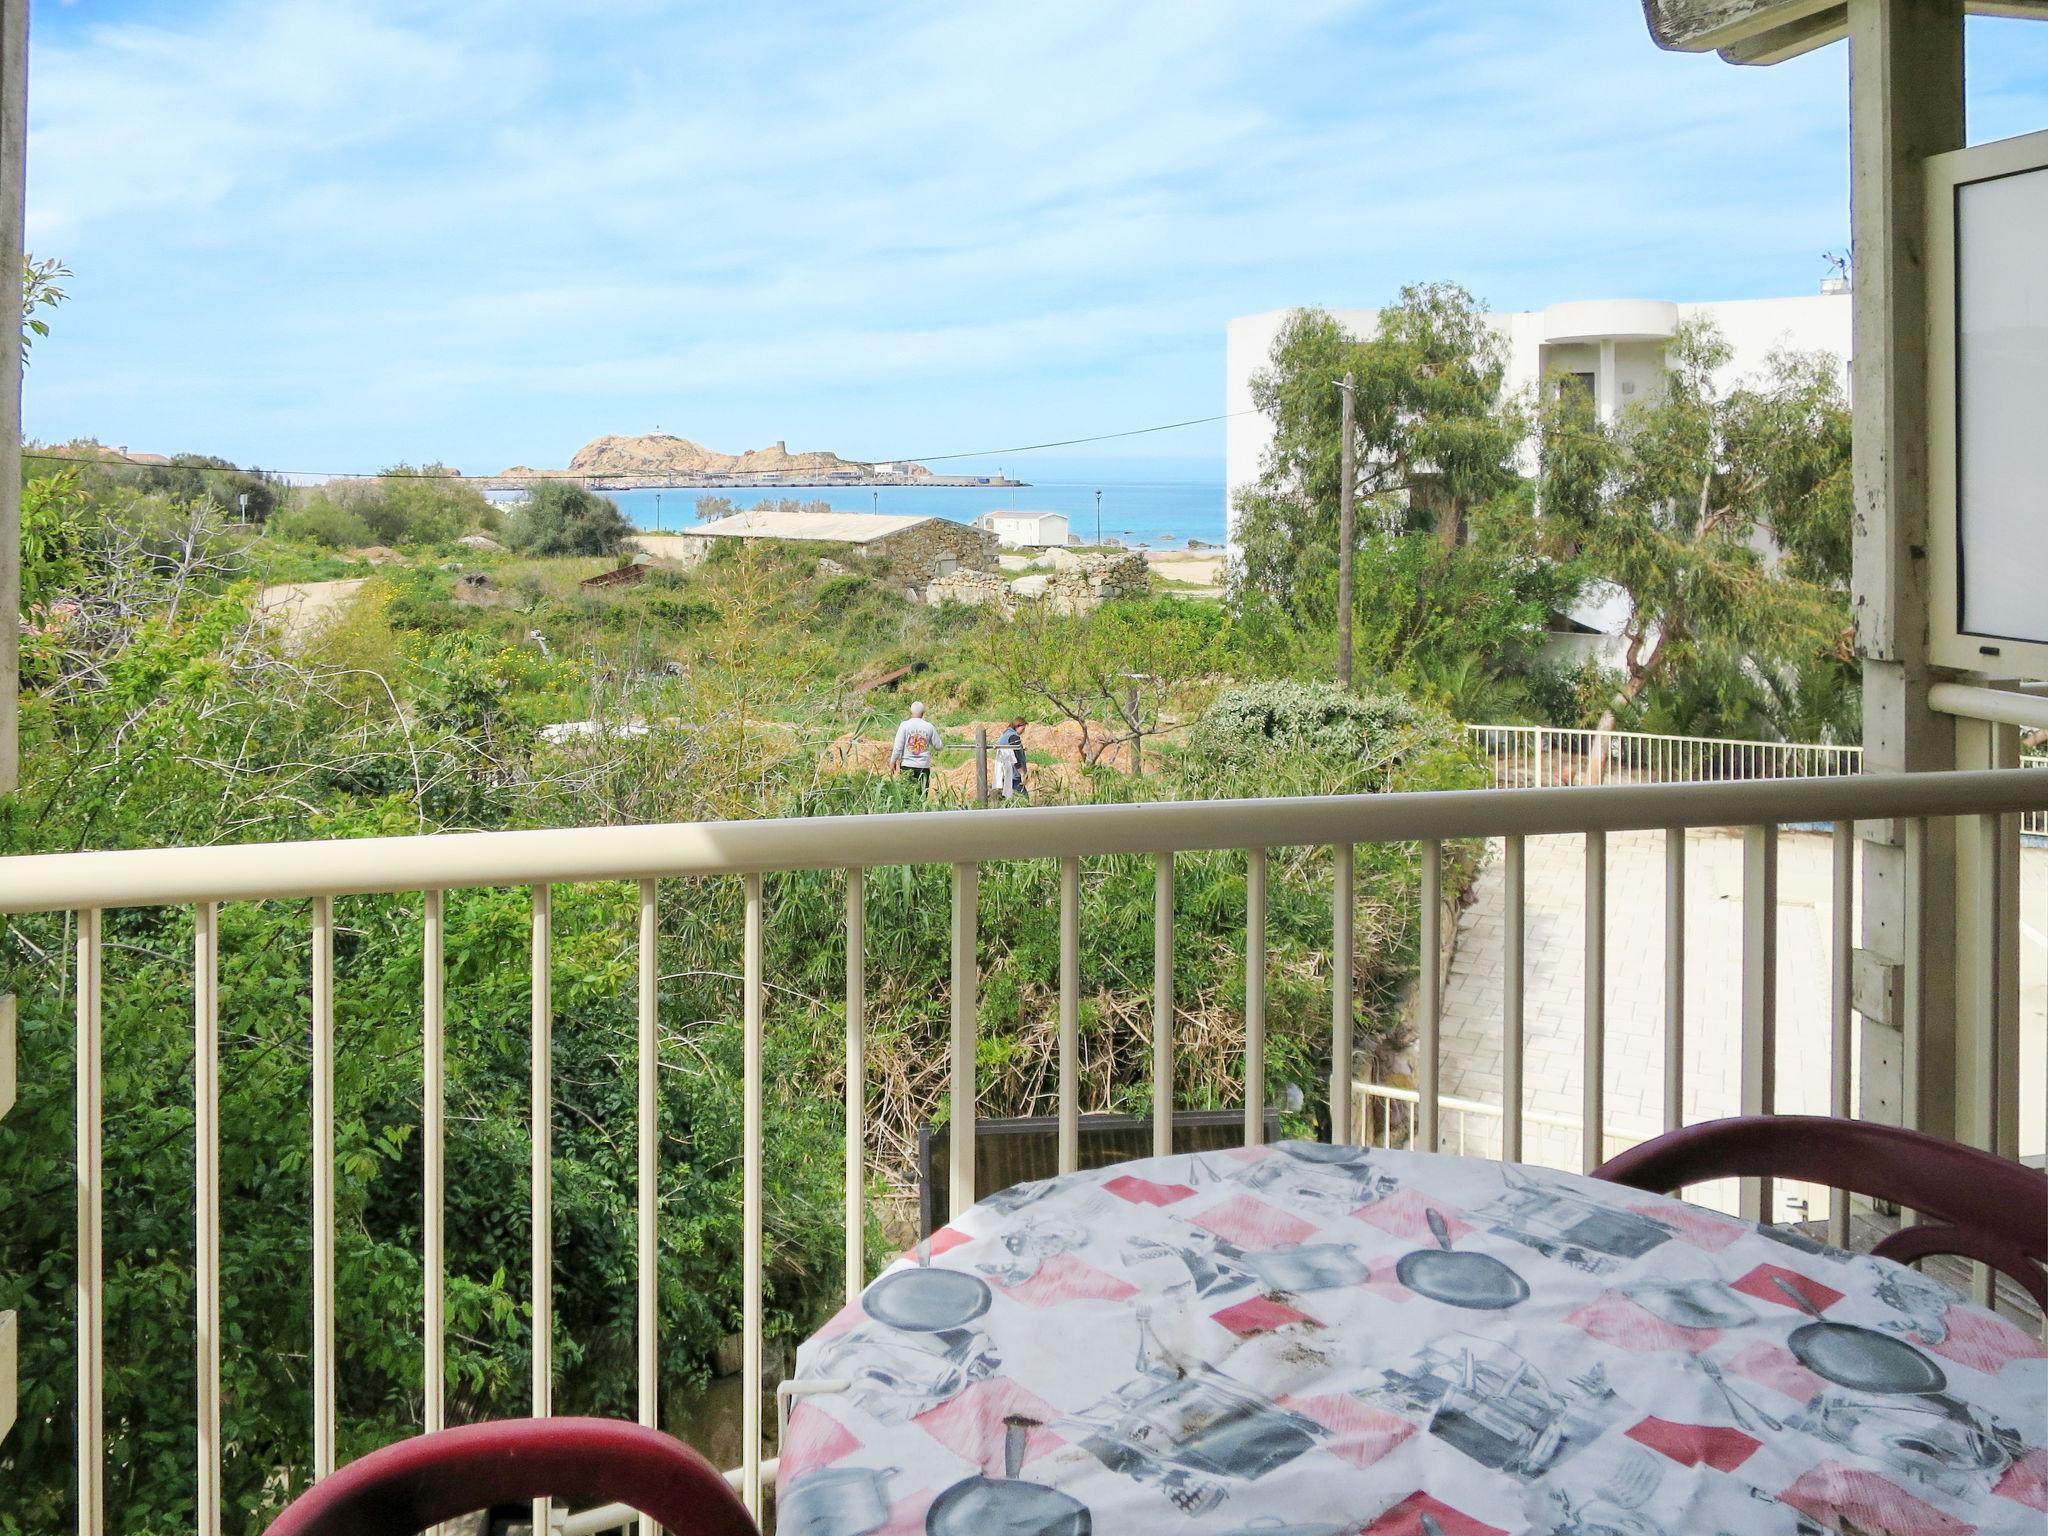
[607,476,1228,547]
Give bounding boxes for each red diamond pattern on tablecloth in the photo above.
[913,1376,1065,1468]
[1281,1392,1417,1470]
[1103,1173,1195,1207]
[1211,1294,1319,1337]
[1994,1447,2048,1513]
[1925,1302,2048,1375]
[1730,1262,1843,1314]
[1350,1188,1473,1244]
[1193,1192,1318,1248]
[1634,1200,1746,1252]
[1624,1415,1762,1472]
[778,1401,862,1482]
[1567,1289,1721,1354]
[1362,1490,1507,1535]
[995,1250,1139,1308]
[1724,1339,1827,1405]
[1780,1460,1976,1536]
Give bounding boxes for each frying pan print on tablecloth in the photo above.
[863,1268,993,1333]
[925,1417,1091,1536]
[1770,1275,1949,1395]
[1396,1208,1531,1310]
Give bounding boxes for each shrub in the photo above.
[508,483,635,557]
[1190,680,1433,766]
[271,498,374,549]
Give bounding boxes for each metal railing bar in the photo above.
[1245,849,1267,1147]
[1153,852,1174,1158]
[741,873,765,1516]
[1331,844,1354,1145]
[194,900,221,1536]
[1903,817,1928,1139]
[1058,857,1080,1174]
[1663,830,1685,1136]
[949,864,978,1220]
[1582,833,1605,1173]
[1502,836,1525,1163]
[312,895,336,1481]
[636,880,658,1449]
[77,907,104,1536]
[531,885,554,1535]
[845,871,866,1305]
[423,891,446,1442]
[1829,825,1853,1250]
[1418,841,1442,1155]
[5,772,2040,913]
[1740,826,1778,1223]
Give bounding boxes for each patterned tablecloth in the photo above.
[775,1143,2046,1535]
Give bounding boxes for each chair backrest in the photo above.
[260,1418,758,1536]
[1591,1115,2048,1310]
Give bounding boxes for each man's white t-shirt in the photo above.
[893,717,940,769]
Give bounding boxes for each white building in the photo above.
[1224,292,1852,546]
[974,509,1071,549]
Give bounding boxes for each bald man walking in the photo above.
[888,700,942,793]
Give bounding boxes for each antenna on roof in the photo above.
[1821,251,1852,295]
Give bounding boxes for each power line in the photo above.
[20,409,1256,485]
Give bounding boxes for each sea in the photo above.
[605,474,1228,549]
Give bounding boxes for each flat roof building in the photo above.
[975,510,1071,549]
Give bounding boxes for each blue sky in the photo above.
[20,1,2048,480]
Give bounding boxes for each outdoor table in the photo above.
[775,1142,2046,1535]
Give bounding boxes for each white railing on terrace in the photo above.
[1464,724,2047,833]
[3,767,2045,1534]
[1351,1080,1631,1165]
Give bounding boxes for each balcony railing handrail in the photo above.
[2,768,2042,914]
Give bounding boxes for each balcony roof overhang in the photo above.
[1641,0,2048,66]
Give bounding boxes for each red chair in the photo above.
[260,1418,758,1536]
[1592,1115,2048,1310]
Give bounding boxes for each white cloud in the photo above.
[19,1,2046,470]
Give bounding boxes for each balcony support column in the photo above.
[1847,0,1965,1141]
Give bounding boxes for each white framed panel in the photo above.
[1927,126,2048,680]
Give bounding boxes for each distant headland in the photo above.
[491,433,1025,489]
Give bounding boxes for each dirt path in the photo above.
[255,578,366,646]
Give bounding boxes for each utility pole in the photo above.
[1094,489,1102,545]
[1336,372,1356,691]
[0,0,25,794]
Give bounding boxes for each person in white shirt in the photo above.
[889,701,941,792]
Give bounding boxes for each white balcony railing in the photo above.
[2,767,2044,1534]
[1465,723,2048,834]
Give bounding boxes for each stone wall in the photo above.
[1046,550,1150,614]
[925,569,1014,612]
[863,518,999,577]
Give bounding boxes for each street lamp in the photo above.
[1094,489,1102,545]
[654,491,662,532]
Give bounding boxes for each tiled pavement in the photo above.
[1401,829,2048,1200]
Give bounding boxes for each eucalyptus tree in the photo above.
[1531,317,1855,736]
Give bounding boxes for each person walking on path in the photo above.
[889,701,942,792]
[995,716,1029,800]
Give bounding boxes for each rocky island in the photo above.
[494,432,1023,488]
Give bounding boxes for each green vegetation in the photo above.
[3,459,1478,1533]
[1231,289,1858,742]
[506,482,636,557]
[3,274,1862,1532]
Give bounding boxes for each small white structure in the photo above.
[975,509,1071,549]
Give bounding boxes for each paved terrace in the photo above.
[1416,829,2048,1198]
